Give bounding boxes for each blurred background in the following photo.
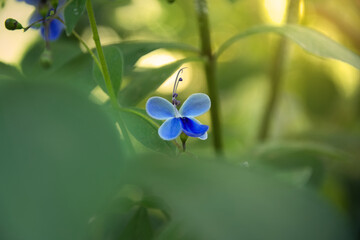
[1,0,360,239]
[1,0,360,155]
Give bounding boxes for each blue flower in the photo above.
[146,93,211,141]
[17,0,65,41]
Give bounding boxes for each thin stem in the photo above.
[71,29,101,69]
[194,0,223,155]
[85,0,135,154]
[85,0,117,107]
[257,0,300,141]
[56,17,102,69]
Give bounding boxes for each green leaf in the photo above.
[118,156,353,240]
[20,40,81,78]
[119,108,176,154]
[111,42,199,75]
[217,24,360,70]
[64,0,87,35]
[93,46,123,96]
[51,53,97,93]
[252,141,353,186]
[119,207,154,240]
[0,81,123,240]
[119,57,202,106]
[0,62,23,81]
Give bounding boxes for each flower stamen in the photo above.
[172,67,187,107]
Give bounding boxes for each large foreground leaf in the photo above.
[118,156,353,240]
[217,24,360,70]
[0,81,123,240]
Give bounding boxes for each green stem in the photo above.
[85,0,117,107]
[56,17,102,70]
[85,0,134,154]
[257,0,300,142]
[71,30,101,70]
[194,0,223,155]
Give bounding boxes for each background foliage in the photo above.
[0,0,359,239]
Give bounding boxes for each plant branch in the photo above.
[85,0,117,107]
[257,0,300,141]
[194,0,223,155]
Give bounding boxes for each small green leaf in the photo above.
[93,46,123,96]
[119,207,154,240]
[217,24,360,70]
[119,108,176,154]
[64,0,86,35]
[119,57,202,106]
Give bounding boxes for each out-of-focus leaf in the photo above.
[118,156,353,240]
[217,24,360,70]
[119,207,154,240]
[119,108,176,154]
[64,0,87,35]
[252,141,353,186]
[0,81,123,240]
[112,42,199,75]
[119,57,202,106]
[21,41,81,78]
[51,53,97,93]
[93,46,123,96]
[0,62,23,81]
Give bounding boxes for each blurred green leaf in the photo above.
[119,57,202,106]
[51,53,97,93]
[112,42,199,75]
[118,156,353,240]
[93,46,123,96]
[0,62,23,81]
[21,41,81,78]
[0,81,123,240]
[64,0,87,35]
[119,108,176,154]
[119,206,154,240]
[217,24,360,70]
[253,141,353,186]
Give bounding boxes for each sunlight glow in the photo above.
[90,86,109,104]
[136,50,177,68]
[81,26,121,51]
[115,0,162,30]
[329,60,359,97]
[135,50,192,94]
[263,0,288,24]
[299,0,305,21]
[0,1,38,64]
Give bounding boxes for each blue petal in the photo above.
[180,117,208,138]
[158,118,182,140]
[40,18,64,41]
[17,0,40,6]
[179,93,211,117]
[146,97,176,120]
[198,132,208,140]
